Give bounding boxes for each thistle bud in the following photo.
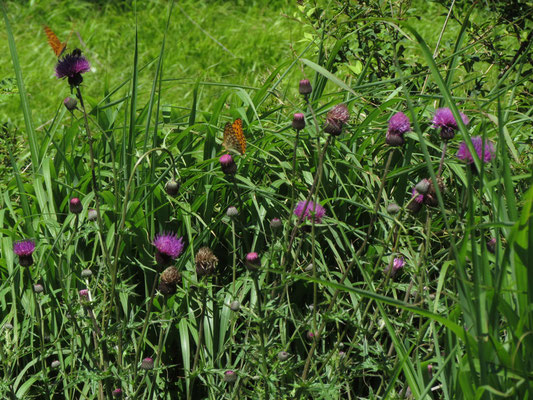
[165,179,180,196]
[219,154,237,175]
[70,197,83,214]
[292,113,306,131]
[299,79,312,96]
[63,97,77,111]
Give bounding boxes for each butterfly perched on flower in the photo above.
[44,26,70,58]
[223,118,246,154]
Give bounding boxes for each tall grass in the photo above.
[1,0,532,399]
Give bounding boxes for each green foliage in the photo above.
[1,0,532,399]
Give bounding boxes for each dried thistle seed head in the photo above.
[160,266,180,286]
[195,247,218,277]
[159,266,180,295]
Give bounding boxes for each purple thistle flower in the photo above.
[457,136,495,164]
[324,104,350,136]
[407,188,424,213]
[55,49,90,87]
[384,257,405,277]
[219,154,237,175]
[294,201,326,224]
[153,233,184,266]
[245,252,260,271]
[386,112,410,147]
[432,107,469,140]
[13,239,36,267]
[112,388,123,398]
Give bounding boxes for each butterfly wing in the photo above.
[223,118,246,154]
[44,26,67,57]
[232,119,246,154]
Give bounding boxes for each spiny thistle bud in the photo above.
[3,323,13,330]
[81,269,93,278]
[277,351,289,361]
[33,284,44,294]
[230,300,240,311]
[70,197,83,214]
[51,360,61,369]
[424,177,445,207]
[299,79,312,96]
[223,370,237,383]
[112,388,123,398]
[141,357,154,370]
[79,289,90,304]
[63,97,78,111]
[270,218,282,230]
[292,113,306,131]
[165,179,180,196]
[415,179,430,195]
[87,208,97,221]
[226,206,239,218]
[245,252,260,272]
[219,154,237,175]
[387,203,401,214]
[195,247,218,277]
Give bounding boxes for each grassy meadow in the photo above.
[1,0,532,399]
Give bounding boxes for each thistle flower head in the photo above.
[245,252,260,271]
[219,154,237,175]
[13,239,36,267]
[299,79,312,96]
[432,107,469,140]
[277,351,289,361]
[63,97,77,111]
[457,136,495,164]
[294,201,326,224]
[13,240,35,256]
[153,233,184,266]
[324,104,350,136]
[112,388,123,398]
[159,266,181,295]
[195,247,218,277]
[388,112,411,136]
[270,218,282,230]
[70,197,83,214]
[141,357,154,370]
[292,113,306,131]
[55,49,90,87]
[223,370,238,383]
[226,206,239,218]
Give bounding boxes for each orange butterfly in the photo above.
[44,26,70,58]
[223,118,246,154]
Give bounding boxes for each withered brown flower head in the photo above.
[158,266,181,295]
[195,247,219,277]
